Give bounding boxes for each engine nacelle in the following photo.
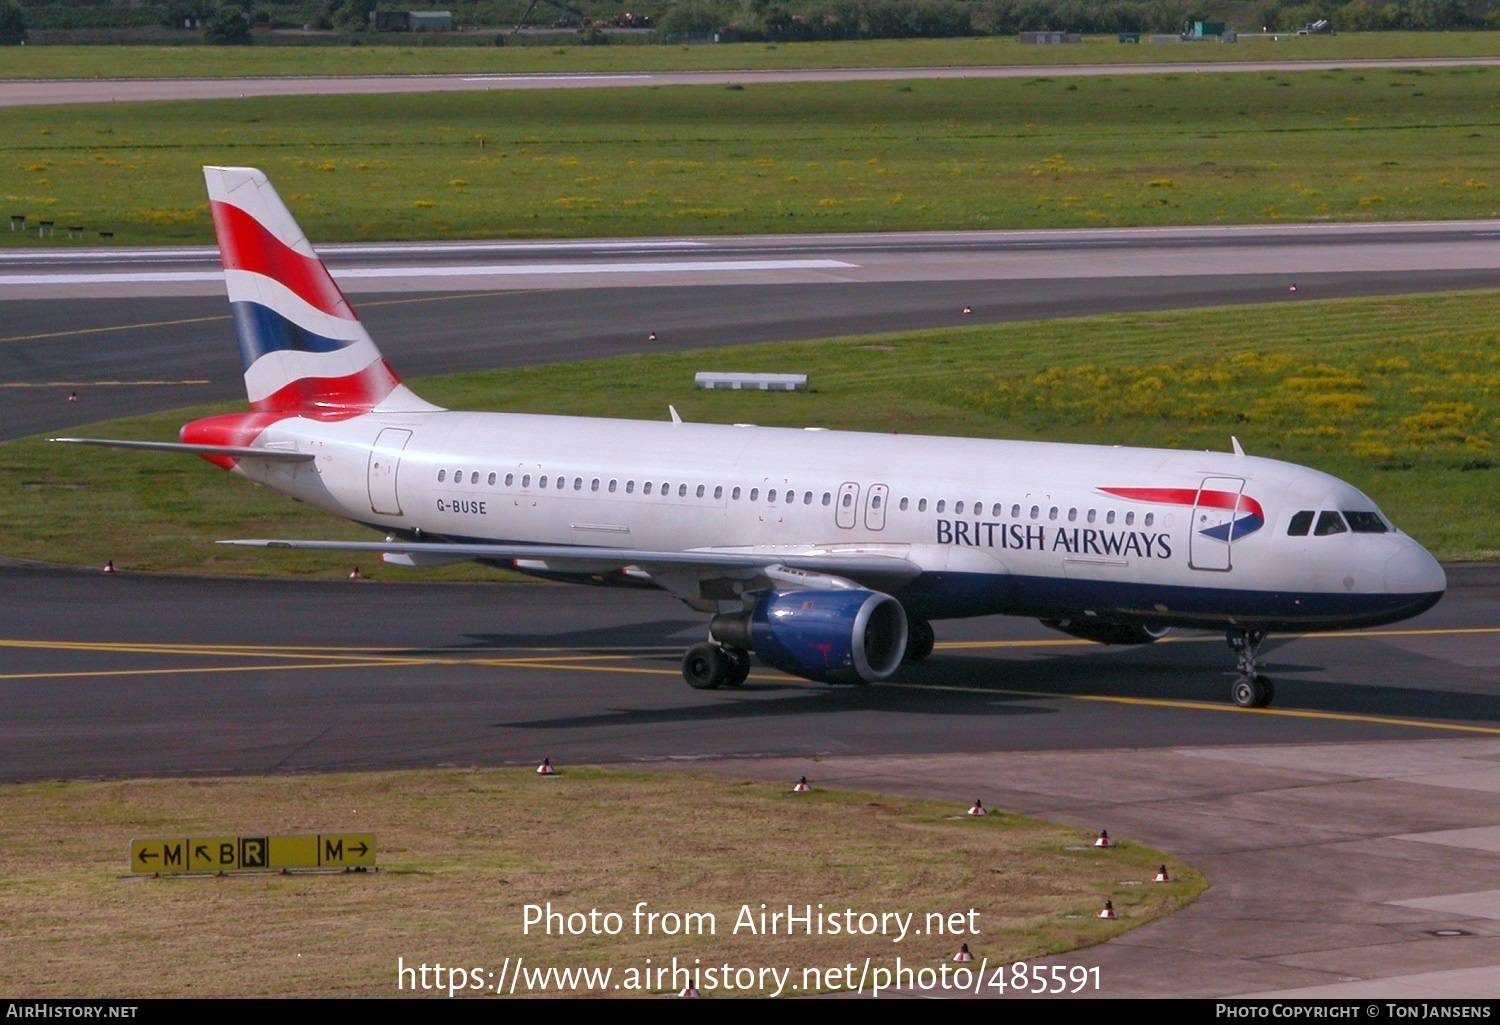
[1041,619,1170,646]
[712,589,908,684]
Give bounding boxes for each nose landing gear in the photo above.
[1227,629,1274,708]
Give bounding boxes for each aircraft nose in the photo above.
[1384,542,1447,597]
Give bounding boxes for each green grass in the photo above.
[2,290,1495,577]
[4,66,1500,245]
[5,32,1500,80]
[0,767,1203,997]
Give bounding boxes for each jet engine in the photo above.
[1041,619,1170,646]
[711,589,908,684]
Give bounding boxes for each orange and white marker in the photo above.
[348,566,361,579]
[679,986,698,998]
[536,758,557,776]
[967,799,987,816]
[953,943,974,963]
[1094,829,1112,848]
[102,559,115,574]
[793,776,811,793]
[1098,900,1116,920]
[962,306,972,315]
[1153,865,1171,883]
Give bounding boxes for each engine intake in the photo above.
[713,589,908,684]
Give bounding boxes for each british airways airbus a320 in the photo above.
[57,167,1446,708]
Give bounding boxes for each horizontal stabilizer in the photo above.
[50,438,314,462]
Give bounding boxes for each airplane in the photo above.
[55,166,1447,709]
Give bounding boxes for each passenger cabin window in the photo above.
[1144,513,1154,527]
[678,483,687,497]
[918,499,927,512]
[1315,511,1349,536]
[872,495,883,510]
[626,481,635,494]
[521,474,531,488]
[714,486,723,499]
[1048,507,1058,521]
[574,478,583,490]
[1106,510,1115,524]
[1125,512,1135,525]
[505,473,514,487]
[954,501,964,515]
[768,489,778,503]
[437,470,446,482]
[591,478,600,492]
[1086,509,1096,524]
[1011,504,1021,518]
[842,493,853,508]
[608,480,617,493]
[822,493,831,506]
[1067,508,1077,522]
[750,488,759,502]
[539,475,548,488]
[488,472,497,486]
[644,482,653,495]
[1287,511,1314,536]
[557,477,565,490]
[471,472,479,485]
[899,498,909,511]
[936,500,946,513]
[1344,511,1388,534]
[1029,506,1039,520]
[732,487,742,500]
[696,485,705,498]
[804,492,813,505]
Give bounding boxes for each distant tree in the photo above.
[0,1,26,46]
[204,4,253,44]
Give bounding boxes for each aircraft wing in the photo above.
[220,538,922,608]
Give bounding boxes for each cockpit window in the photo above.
[1287,510,1314,536]
[1314,511,1348,536]
[1343,511,1389,534]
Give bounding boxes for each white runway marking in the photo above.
[0,258,859,287]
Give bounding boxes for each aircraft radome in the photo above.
[55,167,1447,709]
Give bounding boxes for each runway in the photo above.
[7,56,1500,107]
[1,562,1496,782]
[5,220,1499,440]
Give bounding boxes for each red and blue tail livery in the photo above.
[203,166,435,418]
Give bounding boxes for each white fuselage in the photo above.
[230,409,1446,631]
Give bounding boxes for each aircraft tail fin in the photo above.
[203,165,438,417]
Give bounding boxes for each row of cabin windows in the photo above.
[432,469,1157,526]
[1286,509,1389,537]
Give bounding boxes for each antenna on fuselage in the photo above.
[1231,436,1246,457]
[669,405,683,426]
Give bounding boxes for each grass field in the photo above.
[4,32,1500,80]
[0,767,1201,997]
[3,289,1494,577]
[5,66,1500,246]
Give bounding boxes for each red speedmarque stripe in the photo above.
[211,201,357,322]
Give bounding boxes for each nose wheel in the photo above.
[1226,629,1274,707]
[1231,673,1275,709]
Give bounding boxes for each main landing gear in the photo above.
[682,642,751,690]
[1227,628,1274,708]
[904,618,935,662]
